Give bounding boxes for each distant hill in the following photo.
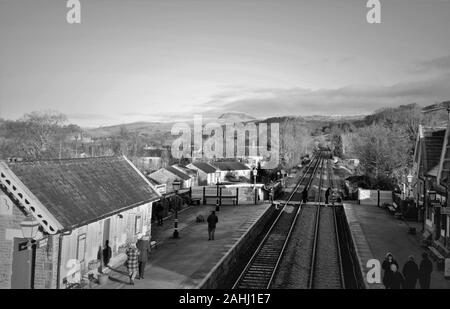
[80,103,450,160]
[82,104,424,140]
[86,121,175,138]
[218,112,257,122]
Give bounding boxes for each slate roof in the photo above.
[423,130,445,173]
[165,166,191,180]
[172,164,197,177]
[7,156,159,230]
[190,162,218,174]
[212,161,251,171]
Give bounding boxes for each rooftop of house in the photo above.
[212,161,251,171]
[190,162,218,174]
[421,126,447,137]
[172,164,197,177]
[3,156,160,230]
[424,129,445,173]
[146,176,161,186]
[165,166,192,181]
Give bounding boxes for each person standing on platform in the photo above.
[125,241,141,285]
[102,240,112,267]
[302,187,308,203]
[419,252,433,289]
[388,264,404,289]
[402,255,419,289]
[325,187,331,204]
[136,236,150,280]
[156,203,164,226]
[207,211,218,241]
[382,252,398,289]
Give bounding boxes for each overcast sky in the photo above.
[1,0,450,127]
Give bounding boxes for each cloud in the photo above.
[411,55,450,74]
[204,72,450,118]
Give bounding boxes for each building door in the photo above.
[11,238,32,289]
[103,218,111,244]
[434,207,441,240]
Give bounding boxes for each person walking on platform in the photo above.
[325,187,331,204]
[402,255,419,289]
[102,240,112,267]
[302,187,308,203]
[156,203,164,226]
[382,252,398,289]
[387,264,404,289]
[125,241,141,285]
[136,236,150,280]
[207,211,219,241]
[419,252,433,289]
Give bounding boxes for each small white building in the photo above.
[211,161,251,183]
[149,166,192,191]
[172,164,198,187]
[187,162,219,186]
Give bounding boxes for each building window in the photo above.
[135,215,142,234]
[77,234,86,263]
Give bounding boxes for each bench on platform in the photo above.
[204,195,238,205]
[428,246,445,270]
[190,198,201,205]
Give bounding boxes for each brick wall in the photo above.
[0,192,58,289]
[0,197,28,289]
[33,236,59,289]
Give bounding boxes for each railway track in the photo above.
[308,159,345,289]
[232,155,322,289]
[271,158,346,289]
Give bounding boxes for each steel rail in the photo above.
[308,158,325,289]
[232,154,322,289]
[266,154,322,288]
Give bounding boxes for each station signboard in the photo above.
[431,202,441,208]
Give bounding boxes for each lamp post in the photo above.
[20,216,40,289]
[172,180,181,239]
[253,167,258,205]
[407,174,413,198]
[215,172,221,210]
[216,181,221,211]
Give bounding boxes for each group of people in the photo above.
[301,186,341,204]
[121,236,151,285]
[121,210,218,285]
[382,252,433,289]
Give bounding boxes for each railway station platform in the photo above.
[344,202,450,289]
[94,203,273,289]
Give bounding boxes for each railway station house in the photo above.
[413,124,450,256]
[149,166,193,191]
[186,162,219,186]
[0,156,161,289]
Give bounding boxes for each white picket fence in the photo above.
[358,188,392,206]
[191,186,261,205]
